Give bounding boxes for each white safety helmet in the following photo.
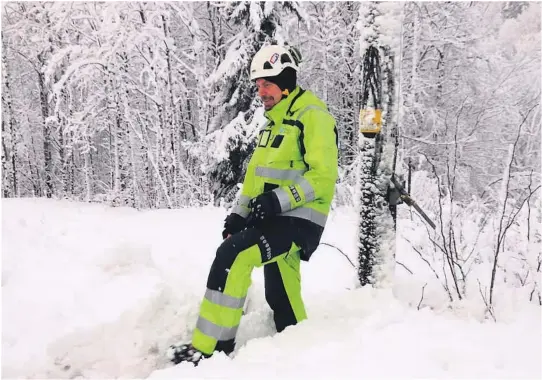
[250,44,302,81]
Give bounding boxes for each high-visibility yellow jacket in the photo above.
[232,86,338,258]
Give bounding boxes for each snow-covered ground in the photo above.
[2,198,540,379]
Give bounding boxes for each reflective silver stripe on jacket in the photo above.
[196,316,239,341]
[232,205,250,218]
[297,177,316,202]
[204,289,246,309]
[297,105,333,120]
[238,195,251,206]
[255,167,306,181]
[282,206,328,227]
[273,176,316,212]
[274,187,292,212]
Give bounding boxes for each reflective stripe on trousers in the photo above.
[194,289,246,341]
[205,288,246,309]
[196,316,239,341]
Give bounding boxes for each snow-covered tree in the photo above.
[192,1,307,205]
[1,33,18,197]
[399,2,540,202]
[1,0,538,218]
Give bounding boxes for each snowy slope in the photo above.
[2,199,540,379]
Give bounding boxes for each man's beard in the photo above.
[262,96,275,110]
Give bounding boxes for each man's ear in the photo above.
[281,89,290,96]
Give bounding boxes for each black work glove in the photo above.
[246,191,282,228]
[222,213,246,239]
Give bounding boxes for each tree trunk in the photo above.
[1,40,18,197]
[37,52,54,198]
[162,14,182,206]
[2,118,10,198]
[83,137,93,202]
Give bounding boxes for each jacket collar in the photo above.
[264,86,301,125]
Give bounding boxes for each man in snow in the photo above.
[169,44,338,365]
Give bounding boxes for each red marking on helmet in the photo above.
[269,53,279,64]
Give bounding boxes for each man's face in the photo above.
[255,78,282,110]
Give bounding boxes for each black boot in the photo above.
[167,343,211,366]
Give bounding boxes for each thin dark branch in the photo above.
[404,236,453,302]
[477,279,496,322]
[397,261,413,275]
[490,104,538,305]
[417,283,427,310]
[320,242,355,268]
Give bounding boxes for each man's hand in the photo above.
[222,213,246,239]
[246,191,281,227]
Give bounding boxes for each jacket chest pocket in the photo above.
[270,134,284,148]
[257,129,288,149]
[266,126,303,163]
[257,129,272,147]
